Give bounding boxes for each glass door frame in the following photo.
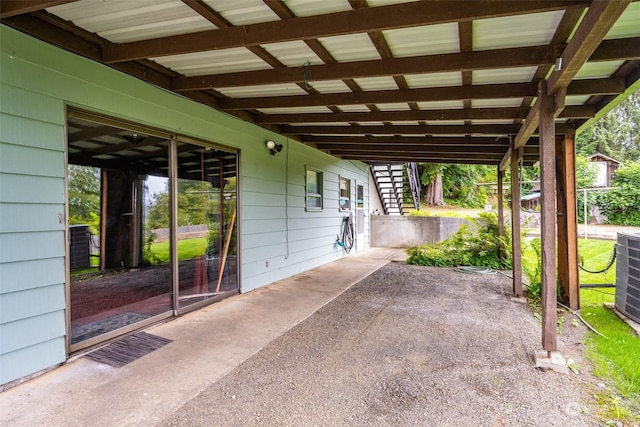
[65,108,241,352]
[170,136,240,316]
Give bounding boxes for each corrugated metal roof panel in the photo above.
[376,103,412,111]
[289,122,352,127]
[473,67,537,85]
[417,100,464,110]
[337,105,372,112]
[473,11,564,50]
[425,120,465,125]
[575,61,625,79]
[362,121,392,125]
[366,0,413,5]
[217,83,307,98]
[284,0,352,17]
[48,0,213,43]
[153,48,271,76]
[353,77,398,91]
[384,23,460,57]
[472,99,523,108]
[203,0,279,25]
[605,1,640,39]
[310,80,353,94]
[471,119,516,125]
[405,72,462,89]
[261,41,323,67]
[565,95,591,106]
[318,33,381,62]
[257,106,332,114]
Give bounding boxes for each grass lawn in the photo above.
[149,237,206,262]
[525,238,639,422]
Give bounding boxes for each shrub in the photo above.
[594,161,640,226]
[406,212,512,270]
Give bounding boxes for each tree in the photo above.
[68,165,100,232]
[577,90,640,162]
[594,161,640,226]
[419,163,495,207]
[419,163,444,206]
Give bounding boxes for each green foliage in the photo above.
[594,161,640,225]
[68,165,101,233]
[406,212,512,269]
[141,231,162,266]
[575,156,600,223]
[145,178,223,230]
[583,306,640,421]
[418,164,496,208]
[577,90,640,163]
[441,164,493,207]
[522,238,542,304]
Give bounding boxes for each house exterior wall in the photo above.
[0,26,369,385]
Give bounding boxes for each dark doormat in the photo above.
[85,331,172,367]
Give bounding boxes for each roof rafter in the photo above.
[0,0,76,19]
[256,106,594,124]
[301,135,537,147]
[173,45,563,90]
[220,78,623,110]
[172,38,634,91]
[500,0,631,170]
[102,0,588,63]
[547,0,632,95]
[280,123,575,136]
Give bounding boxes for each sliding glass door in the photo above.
[66,110,239,349]
[174,142,238,310]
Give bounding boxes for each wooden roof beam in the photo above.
[220,78,623,110]
[312,144,539,155]
[102,0,588,63]
[173,45,562,90]
[282,123,575,136]
[0,0,76,19]
[173,38,635,90]
[548,0,632,95]
[500,0,629,171]
[256,105,594,124]
[301,135,535,146]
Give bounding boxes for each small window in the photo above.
[356,184,364,208]
[306,167,323,211]
[339,176,350,211]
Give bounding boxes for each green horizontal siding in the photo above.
[0,174,65,204]
[0,24,371,384]
[0,258,65,294]
[0,112,66,151]
[0,338,66,385]
[0,143,65,178]
[0,231,65,264]
[1,28,68,385]
[0,203,65,233]
[1,284,65,323]
[0,310,66,354]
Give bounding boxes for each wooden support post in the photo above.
[510,146,523,297]
[497,168,505,261]
[539,80,558,352]
[556,134,580,310]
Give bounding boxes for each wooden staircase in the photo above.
[370,163,421,215]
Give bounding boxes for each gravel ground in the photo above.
[162,263,602,426]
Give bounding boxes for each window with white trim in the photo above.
[305,167,323,211]
[339,176,350,211]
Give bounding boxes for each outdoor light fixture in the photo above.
[266,140,283,155]
[123,133,146,144]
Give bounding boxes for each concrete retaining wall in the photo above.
[371,215,468,248]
